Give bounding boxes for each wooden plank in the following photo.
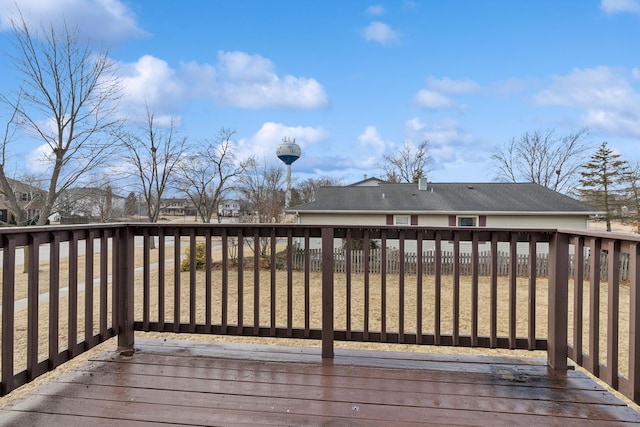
[67,359,622,405]
[29,378,640,425]
[0,411,165,427]
[2,340,639,426]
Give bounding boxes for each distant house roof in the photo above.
[348,176,386,187]
[289,182,600,215]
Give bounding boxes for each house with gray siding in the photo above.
[287,179,600,253]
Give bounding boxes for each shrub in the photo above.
[180,242,208,271]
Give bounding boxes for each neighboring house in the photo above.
[218,199,242,217]
[57,187,126,223]
[288,179,601,252]
[0,178,46,225]
[159,198,197,218]
[348,176,387,187]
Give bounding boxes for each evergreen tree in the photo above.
[578,142,629,232]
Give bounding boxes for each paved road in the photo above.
[0,236,169,266]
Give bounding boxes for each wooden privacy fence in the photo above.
[293,248,631,280]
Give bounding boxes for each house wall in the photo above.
[296,212,589,254]
[297,212,588,229]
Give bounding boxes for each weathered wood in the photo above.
[1,339,638,426]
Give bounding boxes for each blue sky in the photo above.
[0,0,639,186]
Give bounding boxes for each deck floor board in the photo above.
[1,338,639,426]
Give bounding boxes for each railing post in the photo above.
[626,241,640,402]
[116,225,135,354]
[321,227,334,359]
[548,231,569,370]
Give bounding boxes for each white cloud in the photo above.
[403,117,477,165]
[425,77,480,94]
[116,50,329,119]
[491,78,533,95]
[413,90,456,110]
[357,125,389,154]
[235,122,329,163]
[600,0,640,14]
[533,66,640,136]
[413,77,480,110]
[361,22,400,46]
[182,51,329,109]
[366,5,385,16]
[117,55,186,123]
[0,0,148,44]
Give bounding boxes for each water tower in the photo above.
[276,137,301,208]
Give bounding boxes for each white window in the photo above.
[457,216,477,227]
[394,215,409,225]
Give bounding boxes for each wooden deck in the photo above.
[1,338,639,426]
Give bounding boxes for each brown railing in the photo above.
[1,223,639,404]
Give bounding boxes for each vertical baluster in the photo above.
[588,237,601,374]
[303,229,310,337]
[490,233,498,348]
[434,232,442,345]
[572,236,585,362]
[189,229,196,333]
[471,231,479,347]
[221,228,228,334]
[205,228,212,333]
[321,227,334,358]
[398,230,405,343]
[287,229,293,337]
[509,233,517,349]
[143,230,150,331]
[253,228,260,335]
[416,231,423,344]
[99,231,108,339]
[528,234,539,350]
[380,230,386,342]
[68,231,78,356]
[27,234,39,379]
[606,239,620,388]
[173,229,180,332]
[237,229,244,334]
[85,231,94,344]
[453,232,460,345]
[345,229,351,339]
[270,229,276,336]
[49,233,60,368]
[363,229,370,341]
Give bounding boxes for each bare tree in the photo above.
[236,159,285,255]
[238,158,285,223]
[0,13,122,224]
[176,128,249,223]
[0,101,30,225]
[290,177,342,206]
[379,140,430,183]
[120,110,187,222]
[491,128,591,194]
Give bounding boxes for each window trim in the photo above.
[394,215,410,225]
[457,215,478,227]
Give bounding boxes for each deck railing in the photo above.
[0,223,639,403]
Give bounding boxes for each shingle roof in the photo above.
[289,182,600,214]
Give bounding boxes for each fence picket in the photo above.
[292,248,630,279]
